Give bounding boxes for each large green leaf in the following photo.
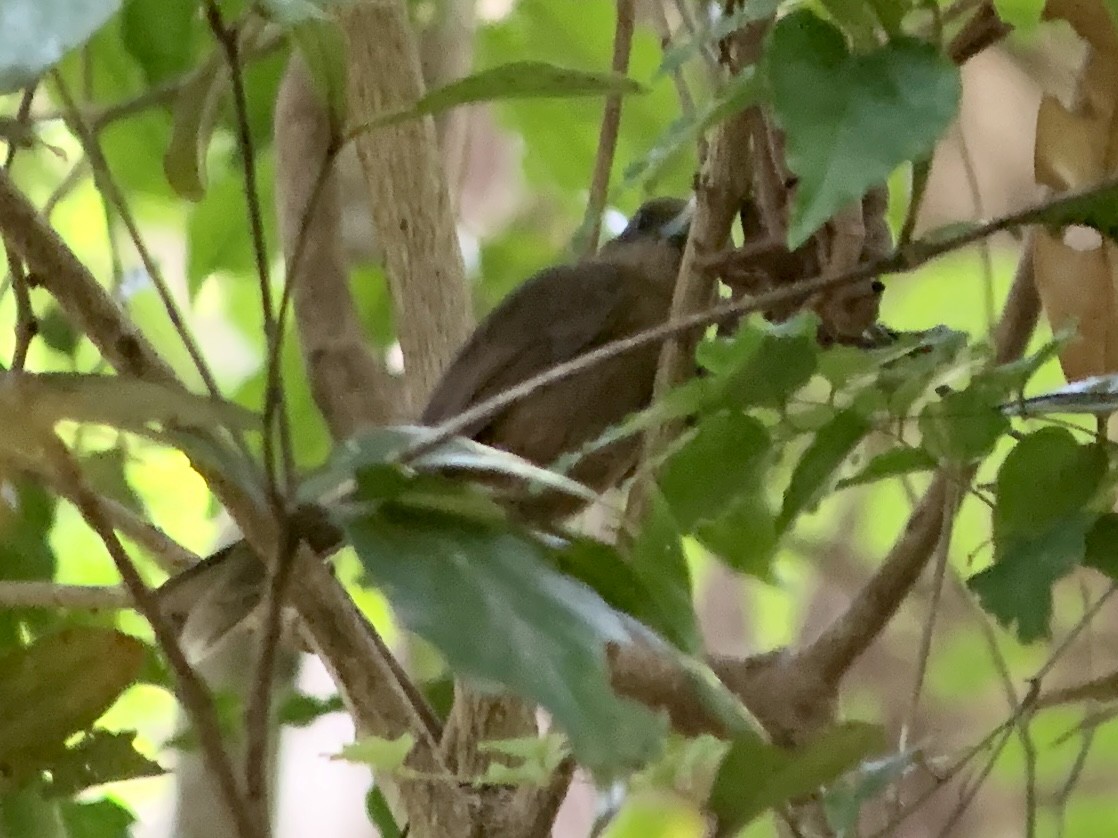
[342,505,666,775]
[969,429,1111,642]
[0,0,120,93]
[968,514,1093,643]
[766,11,960,247]
[993,428,1108,540]
[659,411,772,530]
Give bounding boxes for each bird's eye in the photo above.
[628,209,646,230]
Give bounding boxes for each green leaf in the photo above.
[120,0,201,84]
[365,786,403,838]
[836,446,936,489]
[276,692,345,727]
[994,428,1108,540]
[0,628,144,766]
[1084,512,1118,580]
[359,61,646,131]
[968,513,1092,643]
[779,410,870,532]
[305,425,599,511]
[659,412,771,530]
[334,734,417,773]
[622,69,761,188]
[186,156,278,293]
[721,318,820,409]
[40,731,164,797]
[81,448,145,515]
[709,721,886,832]
[59,798,135,838]
[0,0,121,93]
[628,492,700,651]
[343,509,666,775]
[477,734,570,786]
[36,307,80,358]
[556,532,698,653]
[0,481,58,647]
[696,491,779,580]
[918,385,1008,463]
[993,0,1046,29]
[657,0,781,77]
[766,11,961,247]
[163,50,228,201]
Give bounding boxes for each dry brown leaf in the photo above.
[1032,0,1118,380]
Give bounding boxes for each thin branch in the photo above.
[244,530,299,827]
[0,580,130,610]
[581,0,636,256]
[5,86,39,370]
[206,1,293,502]
[898,477,960,766]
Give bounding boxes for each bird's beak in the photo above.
[660,196,695,245]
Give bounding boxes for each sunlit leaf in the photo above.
[334,733,417,773]
[477,734,570,786]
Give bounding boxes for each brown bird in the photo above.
[158,196,693,657]
[420,195,692,518]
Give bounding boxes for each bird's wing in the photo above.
[420,262,627,436]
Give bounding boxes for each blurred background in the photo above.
[2,0,1112,835]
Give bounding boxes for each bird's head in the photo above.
[611,196,694,249]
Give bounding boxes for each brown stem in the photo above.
[581,0,637,256]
